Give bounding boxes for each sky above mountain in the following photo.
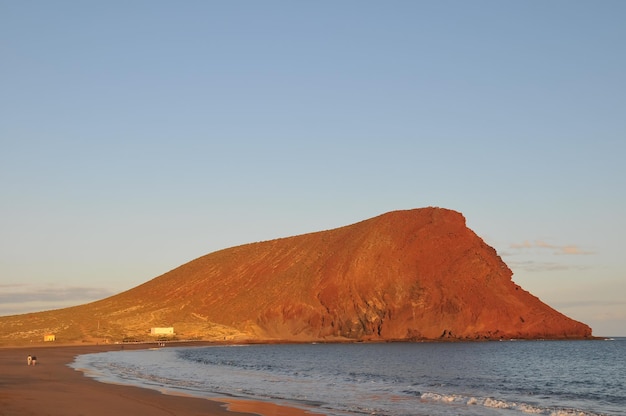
[1,1,624,336]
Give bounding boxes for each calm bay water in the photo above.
[71,339,625,416]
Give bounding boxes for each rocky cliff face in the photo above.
[0,207,592,344]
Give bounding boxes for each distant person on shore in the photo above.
[31,356,37,366]
[27,355,32,366]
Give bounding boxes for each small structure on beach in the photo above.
[150,327,174,336]
[43,334,56,342]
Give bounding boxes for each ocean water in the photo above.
[71,339,625,416]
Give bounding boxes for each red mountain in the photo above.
[0,207,592,345]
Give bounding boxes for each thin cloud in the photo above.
[508,240,594,255]
[0,285,114,316]
[557,245,594,255]
[510,241,534,249]
[552,299,626,309]
[0,283,29,289]
[506,260,590,273]
[0,285,113,304]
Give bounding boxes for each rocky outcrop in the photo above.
[0,207,592,345]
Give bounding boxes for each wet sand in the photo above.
[0,343,319,416]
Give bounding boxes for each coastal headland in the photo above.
[0,208,592,347]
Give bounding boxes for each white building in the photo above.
[150,327,174,335]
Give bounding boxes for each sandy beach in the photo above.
[0,343,319,416]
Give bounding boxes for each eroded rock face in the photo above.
[0,207,592,344]
[117,207,592,341]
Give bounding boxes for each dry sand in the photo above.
[0,343,320,416]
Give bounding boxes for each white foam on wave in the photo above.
[420,391,603,416]
[484,397,511,408]
[420,392,462,404]
[516,403,544,414]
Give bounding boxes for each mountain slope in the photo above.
[0,208,592,345]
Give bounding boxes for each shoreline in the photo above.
[0,343,321,416]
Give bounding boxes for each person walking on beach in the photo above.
[27,355,32,366]
[31,356,37,366]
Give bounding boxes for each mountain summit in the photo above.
[0,208,592,345]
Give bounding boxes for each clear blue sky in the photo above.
[1,1,624,336]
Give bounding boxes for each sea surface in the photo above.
[71,339,625,416]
